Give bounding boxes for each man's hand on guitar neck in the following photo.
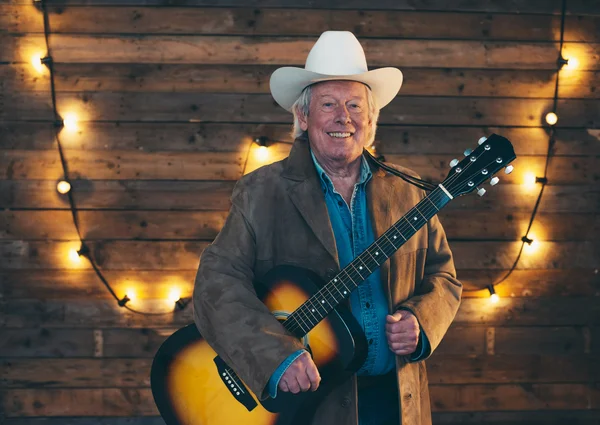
[278,351,321,394]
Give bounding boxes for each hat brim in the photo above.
[270,67,403,112]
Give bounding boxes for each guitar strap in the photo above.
[363,148,437,192]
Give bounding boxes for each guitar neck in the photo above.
[283,186,452,338]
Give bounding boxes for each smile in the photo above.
[327,132,353,138]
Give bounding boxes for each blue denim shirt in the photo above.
[268,152,428,397]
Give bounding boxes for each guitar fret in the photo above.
[365,248,383,266]
[356,256,372,274]
[403,216,418,231]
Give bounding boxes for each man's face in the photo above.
[298,81,371,166]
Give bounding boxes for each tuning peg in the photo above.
[477,187,486,196]
[490,177,499,186]
[478,136,487,145]
[464,148,473,156]
[505,165,514,174]
[449,158,459,167]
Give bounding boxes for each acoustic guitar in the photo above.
[151,134,516,425]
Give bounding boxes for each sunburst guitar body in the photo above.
[151,265,368,425]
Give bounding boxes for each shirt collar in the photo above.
[310,149,372,194]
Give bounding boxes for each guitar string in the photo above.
[284,153,506,336]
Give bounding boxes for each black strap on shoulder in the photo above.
[363,148,437,192]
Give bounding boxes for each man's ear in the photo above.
[296,106,309,132]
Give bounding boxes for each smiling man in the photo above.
[193,31,462,425]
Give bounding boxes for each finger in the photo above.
[387,331,416,343]
[296,372,311,392]
[390,342,416,354]
[279,379,290,393]
[386,311,402,323]
[305,362,321,391]
[386,322,409,334]
[287,378,301,394]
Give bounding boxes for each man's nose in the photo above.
[335,105,351,124]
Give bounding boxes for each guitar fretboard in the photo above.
[283,186,451,338]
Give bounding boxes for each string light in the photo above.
[57,180,71,194]
[31,53,45,73]
[34,1,188,316]
[62,112,79,132]
[464,0,570,298]
[523,172,537,188]
[564,57,579,70]
[487,285,499,303]
[545,112,558,126]
[254,137,270,162]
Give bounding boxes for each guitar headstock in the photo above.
[442,134,517,198]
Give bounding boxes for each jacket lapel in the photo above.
[282,138,339,265]
[366,165,394,310]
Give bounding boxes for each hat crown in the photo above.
[305,31,368,76]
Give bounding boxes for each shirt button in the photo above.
[337,200,343,206]
[365,302,371,308]
[369,339,373,345]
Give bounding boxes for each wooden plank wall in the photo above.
[1,1,599,424]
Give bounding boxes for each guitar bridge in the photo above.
[213,356,258,411]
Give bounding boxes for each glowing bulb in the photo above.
[256,145,269,162]
[69,249,81,263]
[523,234,539,254]
[545,112,558,126]
[63,112,79,131]
[57,180,71,194]
[168,288,181,304]
[490,293,499,303]
[125,289,136,303]
[31,54,45,73]
[564,57,579,70]
[523,172,537,188]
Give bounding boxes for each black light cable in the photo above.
[464,0,567,297]
[36,0,189,315]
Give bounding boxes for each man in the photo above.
[193,31,462,425]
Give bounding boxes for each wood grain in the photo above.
[1,210,597,241]
[4,34,599,70]
[4,63,599,98]
[2,269,597,300]
[2,297,598,328]
[4,121,600,156]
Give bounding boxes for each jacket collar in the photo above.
[281,137,392,268]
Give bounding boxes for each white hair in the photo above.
[291,82,380,147]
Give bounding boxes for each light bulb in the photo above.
[31,54,45,73]
[256,145,269,162]
[545,112,558,126]
[490,293,499,303]
[125,289,136,303]
[63,112,79,131]
[68,249,81,263]
[523,172,537,188]
[168,288,181,304]
[57,180,71,194]
[564,57,579,70]
[523,234,539,254]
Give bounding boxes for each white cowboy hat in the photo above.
[270,31,403,112]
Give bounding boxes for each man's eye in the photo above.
[323,103,333,107]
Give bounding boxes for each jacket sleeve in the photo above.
[397,214,462,358]
[193,188,306,399]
